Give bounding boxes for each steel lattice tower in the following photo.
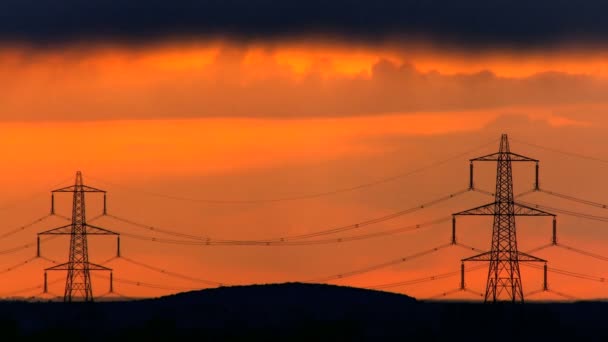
[38,171,119,302]
[453,134,555,303]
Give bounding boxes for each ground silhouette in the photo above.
[0,282,606,340]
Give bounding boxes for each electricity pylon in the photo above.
[453,134,555,303]
[38,171,120,302]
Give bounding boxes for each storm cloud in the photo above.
[1,0,608,48]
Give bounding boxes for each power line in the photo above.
[368,263,487,290]
[86,138,497,204]
[525,243,555,254]
[111,255,226,287]
[539,188,608,209]
[98,290,137,301]
[97,290,137,301]
[473,187,536,199]
[52,213,70,221]
[114,232,205,246]
[555,243,608,263]
[53,213,104,224]
[546,289,578,300]
[548,289,578,300]
[461,243,556,256]
[524,288,577,301]
[0,235,58,260]
[0,176,74,212]
[0,214,53,240]
[0,284,43,297]
[304,243,453,283]
[114,216,451,247]
[524,288,545,298]
[517,200,608,223]
[99,256,120,265]
[258,188,470,241]
[105,187,470,245]
[39,291,63,300]
[0,256,39,275]
[423,287,484,300]
[105,214,212,241]
[39,256,59,264]
[0,278,64,298]
[523,263,607,283]
[512,138,608,165]
[424,288,465,300]
[463,288,485,298]
[210,216,451,246]
[454,242,486,254]
[368,271,459,289]
[92,273,201,292]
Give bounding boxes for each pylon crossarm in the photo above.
[505,152,539,162]
[38,224,72,235]
[517,251,546,263]
[87,262,113,271]
[52,185,106,193]
[512,202,556,216]
[453,202,555,217]
[462,251,546,263]
[454,202,496,216]
[462,251,492,262]
[85,224,119,235]
[470,152,502,161]
[471,152,538,162]
[46,262,112,271]
[45,262,70,271]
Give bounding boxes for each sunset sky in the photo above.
[1,1,608,301]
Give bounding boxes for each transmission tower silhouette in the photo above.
[453,134,555,303]
[38,171,120,302]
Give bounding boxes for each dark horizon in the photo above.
[1,1,608,49]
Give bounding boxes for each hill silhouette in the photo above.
[0,282,607,340]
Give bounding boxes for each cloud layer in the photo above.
[1,46,607,121]
[2,1,608,48]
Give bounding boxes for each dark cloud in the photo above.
[1,1,608,49]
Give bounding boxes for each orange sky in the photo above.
[1,40,608,301]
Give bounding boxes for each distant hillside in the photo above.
[0,282,607,340]
[155,282,417,309]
